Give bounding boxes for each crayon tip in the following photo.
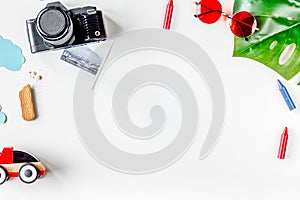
[283,127,288,135]
[168,0,173,6]
[277,79,284,89]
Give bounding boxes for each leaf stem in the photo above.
[254,14,297,21]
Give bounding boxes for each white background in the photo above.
[1,0,300,199]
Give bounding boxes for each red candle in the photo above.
[163,0,174,30]
[278,127,288,159]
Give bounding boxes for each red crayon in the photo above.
[163,0,174,30]
[278,127,288,159]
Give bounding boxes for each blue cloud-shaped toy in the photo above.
[0,36,25,71]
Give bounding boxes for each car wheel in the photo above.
[19,164,39,184]
[0,166,7,185]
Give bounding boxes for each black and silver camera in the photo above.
[26,2,106,53]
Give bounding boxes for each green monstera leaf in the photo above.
[233,0,300,80]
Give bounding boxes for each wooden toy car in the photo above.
[0,147,46,184]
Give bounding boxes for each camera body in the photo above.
[26,2,106,53]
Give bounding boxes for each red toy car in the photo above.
[0,147,46,184]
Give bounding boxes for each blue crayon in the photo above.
[277,79,296,111]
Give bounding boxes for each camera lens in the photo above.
[36,6,74,46]
[39,10,66,36]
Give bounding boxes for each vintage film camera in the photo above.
[26,1,106,53]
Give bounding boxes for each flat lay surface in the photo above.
[1,0,300,199]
